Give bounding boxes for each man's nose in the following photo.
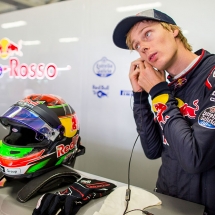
[140,43,148,53]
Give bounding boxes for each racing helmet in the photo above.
[0,94,83,178]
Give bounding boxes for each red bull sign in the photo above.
[0,37,71,80]
[0,38,22,60]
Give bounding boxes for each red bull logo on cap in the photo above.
[0,38,22,60]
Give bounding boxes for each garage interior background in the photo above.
[0,0,214,191]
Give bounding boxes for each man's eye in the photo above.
[146,31,151,37]
[135,44,140,50]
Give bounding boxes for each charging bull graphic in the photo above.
[153,98,199,130]
[154,103,170,130]
[0,38,22,60]
[179,99,199,119]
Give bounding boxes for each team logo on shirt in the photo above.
[154,103,170,126]
[177,99,199,119]
[152,94,170,129]
[173,78,187,89]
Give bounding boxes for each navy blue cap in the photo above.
[113,9,176,49]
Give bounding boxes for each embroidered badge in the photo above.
[198,106,215,129]
[174,78,187,89]
[152,94,170,129]
[178,99,199,119]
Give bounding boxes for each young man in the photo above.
[113,9,215,215]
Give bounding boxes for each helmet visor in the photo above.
[0,106,59,141]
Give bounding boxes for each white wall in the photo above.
[0,0,215,191]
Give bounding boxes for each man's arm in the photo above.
[133,91,163,159]
[150,79,215,174]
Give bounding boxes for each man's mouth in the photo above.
[149,53,157,62]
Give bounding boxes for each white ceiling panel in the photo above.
[0,0,68,14]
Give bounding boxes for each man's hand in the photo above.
[129,59,166,93]
[129,58,144,92]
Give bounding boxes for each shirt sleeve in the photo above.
[133,91,163,159]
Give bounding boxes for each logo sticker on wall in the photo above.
[0,38,22,60]
[93,57,115,77]
[120,90,133,96]
[93,85,109,98]
[0,37,71,80]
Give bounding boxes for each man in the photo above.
[113,9,215,215]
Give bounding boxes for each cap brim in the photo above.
[113,16,163,50]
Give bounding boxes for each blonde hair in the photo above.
[126,21,192,51]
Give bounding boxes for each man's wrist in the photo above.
[149,82,171,99]
[133,91,149,104]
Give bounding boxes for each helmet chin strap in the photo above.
[17,166,81,203]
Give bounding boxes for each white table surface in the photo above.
[0,166,205,215]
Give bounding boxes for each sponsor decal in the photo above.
[198,106,215,129]
[174,78,187,89]
[152,94,170,129]
[210,97,215,102]
[74,201,83,205]
[210,91,215,102]
[93,57,115,77]
[120,90,133,96]
[0,38,71,80]
[17,99,39,108]
[0,38,22,60]
[154,103,170,126]
[80,179,91,184]
[93,85,109,98]
[56,142,75,158]
[1,57,57,80]
[12,128,18,132]
[72,114,78,130]
[56,135,78,157]
[179,99,199,119]
[5,167,21,175]
[85,182,110,189]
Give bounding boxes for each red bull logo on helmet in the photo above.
[0,38,22,60]
[56,135,78,158]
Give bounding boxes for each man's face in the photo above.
[129,21,178,71]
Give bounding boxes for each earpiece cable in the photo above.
[123,91,154,215]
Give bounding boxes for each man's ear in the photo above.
[173,29,179,37]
